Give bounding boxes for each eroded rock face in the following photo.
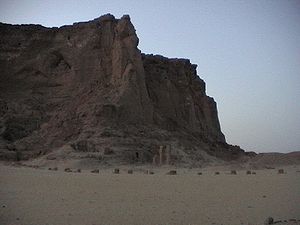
[0,14,247,163]
[142,54,225,143]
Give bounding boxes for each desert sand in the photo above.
[1,164,300,225]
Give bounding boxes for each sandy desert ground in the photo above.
[1,164,300,225]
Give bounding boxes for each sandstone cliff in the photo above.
[0,14,248,165]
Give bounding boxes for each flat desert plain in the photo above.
[1,164,300,225]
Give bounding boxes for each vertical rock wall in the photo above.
[142,54,225,143]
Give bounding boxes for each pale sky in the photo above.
[0,0,299,153]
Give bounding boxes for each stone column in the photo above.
[159,145,164,165]
[166,145,171,165]
[152,155,158,165]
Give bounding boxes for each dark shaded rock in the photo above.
[166,170,177,175]
[2,117,40,142]
[103,147,114,155]
[144,170,154,175]
[0,14,252,163]
[48,167,58,171]
[64,168,72,172]
[71,140,96,152]
[264,217,274,225]
[0,150,17,160]
[231,170,237,175]
[142,54,225,143]
[265,166,275,169]
[46,155,56,160]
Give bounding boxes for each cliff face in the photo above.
[143,54,225,143]
[0,14,246,164]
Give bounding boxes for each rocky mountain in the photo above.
[249,152,300,168]
[0,14,251,165]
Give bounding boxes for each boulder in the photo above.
[166,170,177,175]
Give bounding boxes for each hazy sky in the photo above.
[0,0,299,153]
